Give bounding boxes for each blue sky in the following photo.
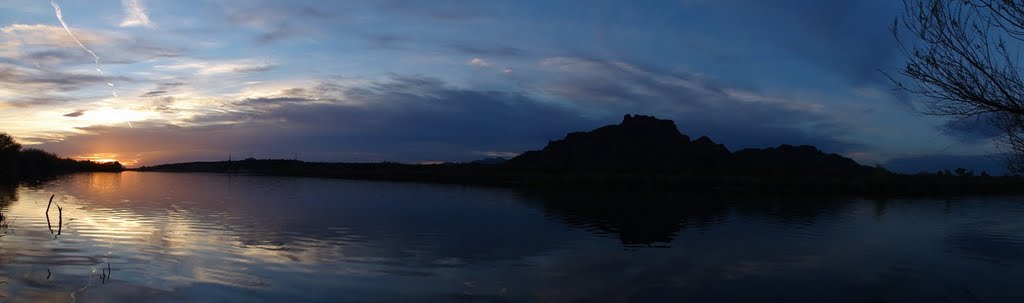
[0,0,1005,171]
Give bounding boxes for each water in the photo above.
[1,172,1023,302]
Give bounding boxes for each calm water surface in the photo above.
[1,172,1023,302]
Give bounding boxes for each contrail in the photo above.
[50,0,99,65]
[50,0,119,98]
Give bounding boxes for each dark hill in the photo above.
[509,114,875,177]
[508,114,729,172]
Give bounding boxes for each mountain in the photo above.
[508,114,729,172]
[508,114,875,177]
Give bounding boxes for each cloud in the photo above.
[0,24,106,54]
[37,75,597,166]
[1,23,182,67]
[0,65,132,93]
[155,59,275,76]
[468,58,491,67]
[120,0,153,28]
[537,56,865,153]
[218,2,338,44]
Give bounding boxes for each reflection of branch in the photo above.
[56,204,62,236]
[101,262,111,284]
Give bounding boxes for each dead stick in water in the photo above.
[45,194,53,214]
[46,195,54,234]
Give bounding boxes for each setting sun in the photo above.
[74,153,138,166]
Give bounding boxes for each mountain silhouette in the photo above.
[508,114,874,177]
[509,114,729,172]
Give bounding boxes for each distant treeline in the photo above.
[137,158,1024,196]
[1,132,124,182]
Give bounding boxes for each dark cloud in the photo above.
[234,64,276,73]
[63,110,85,117]
[141,90,167,97]
[707,0,901,86]
[1,96,69,108]
[139,82,186,98]
[24,49,93,63]
[938,114,1002,144]
[0,66,132,93]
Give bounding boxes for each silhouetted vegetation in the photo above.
[0,132,125,182]
[891,0,1024,172]
[138,115,1024,195]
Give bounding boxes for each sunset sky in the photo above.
[0,0,1006,172]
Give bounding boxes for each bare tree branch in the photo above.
[890,0,1024,172]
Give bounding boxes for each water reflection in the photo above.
[526,190,729,246]
[0,172,1021,302]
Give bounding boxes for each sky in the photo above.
[0,0,1008,172]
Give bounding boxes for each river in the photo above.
[0,172,1022,302]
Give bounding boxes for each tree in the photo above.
[0,132,19,154]
[890,0,1024,172]
[0,133,21,179]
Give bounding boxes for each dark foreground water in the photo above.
[1,172,1023,302]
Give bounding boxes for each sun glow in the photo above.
[79,107,152,126]
[75,153,139,166]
